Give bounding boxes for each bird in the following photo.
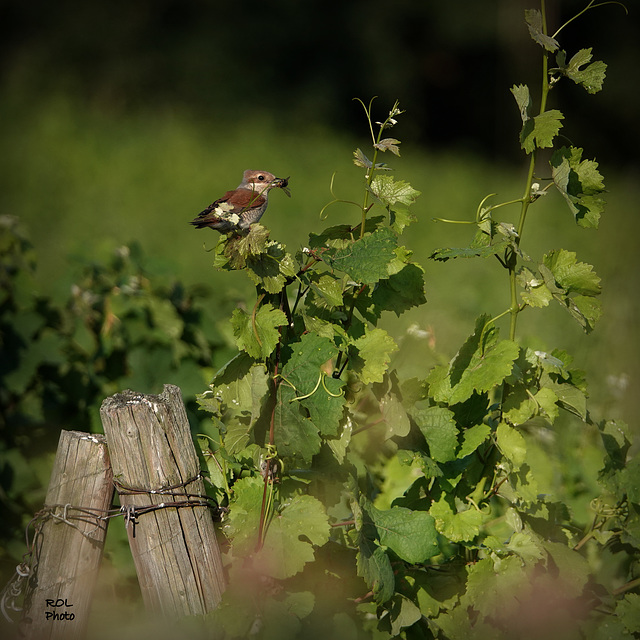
[189,170,290,234]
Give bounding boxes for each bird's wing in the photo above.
[211,189,265,213]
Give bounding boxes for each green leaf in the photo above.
[329,227,397,284]
[618,454,640,504]
[368,175,420,209]
[429,236,509,262]
[520,109,564,154]
[281,333,345,437]
[534,387,559,422]
[231,303,287,360]
[525,9,559,51]
[540,248,602,332]
[430,496,486,542]
[255,494,330,579]
[350,327,397,385]
[547,379,587,420]
[543,540,590,598]
[551,146,606,228]
[310,274,344,308]
[363,502,439,563]
[274,383,322,464]
[374,372,411,439]
[374,137,402,156]
[463,556,528,620]
[411,403,459,464]
[385,595,422,636]
[205,352,269,423]
[407,570,461,618]
[246,242,296,294]
[616,594,640,635]
[389,204,417,234]
[357,538,395,604]
[368,262,426,317]
[223,476,264,554]
[502,386,537,426]
[353,148,390,171]
[458,424,491,458]
[327,418,353,464]
[517,267,553,308]
[506,529,545,565]
[446,316,519,405]
[558,48,607,94]
[511,84,532,123]
[496,423,527,471]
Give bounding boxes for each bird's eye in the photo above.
[257,175,265,181]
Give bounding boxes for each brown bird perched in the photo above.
[190,169,290,233]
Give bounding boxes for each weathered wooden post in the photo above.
[20,430,113,640]
[99,384,225,617]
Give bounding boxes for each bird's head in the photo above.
[240,170,291,197]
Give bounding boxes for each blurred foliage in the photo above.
[0,215,236,578]
[0,0,637,165]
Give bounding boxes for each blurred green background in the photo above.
[1,0,637,409]
[1,0,639,630]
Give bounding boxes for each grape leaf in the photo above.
[223,476,264,554]
[429,236,509,262]
[389,205,417,234]
[430,496,486,542]
[618,454,640,504]
[520,110,564,154]
[383,595,422,636]
[374,372,411,439]
[231,303,287,360]
[350,327,397,385]
[368,175,420,209]
[446,315,519,405]
[539,249,602,332]
[281,333,345,437]
[462,556,528,620]
[353,148,390,171]
[357,538,395,604]
[546,379,587,420]
[551,146,605,228]
[511,84,532,123]
[245,241,296,294]
[543,540,590,597]
[517,267,553,308]
[274,383,322,464]
[411,403,459,464]
[206,352,268,419]
[363,501,440,563]
[557,48,607,94]
[525,9,559,52]
[310,273,344,308]
[329,227,397,284]
[496,423,527,471]
[506,529,546,565]
[368,262,426,317]
[535,387,560,422]
[502,386,537,426]
[616,594,640,635]
[254,494,330,579]
[458,424,491,458]
[374,137,402,156]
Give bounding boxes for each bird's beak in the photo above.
[274,176,291,197]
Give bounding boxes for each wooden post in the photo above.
[99,384,225,617]
[20,430,113,640]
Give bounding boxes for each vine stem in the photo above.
[256,289,286,551]
[509,0,551,341]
